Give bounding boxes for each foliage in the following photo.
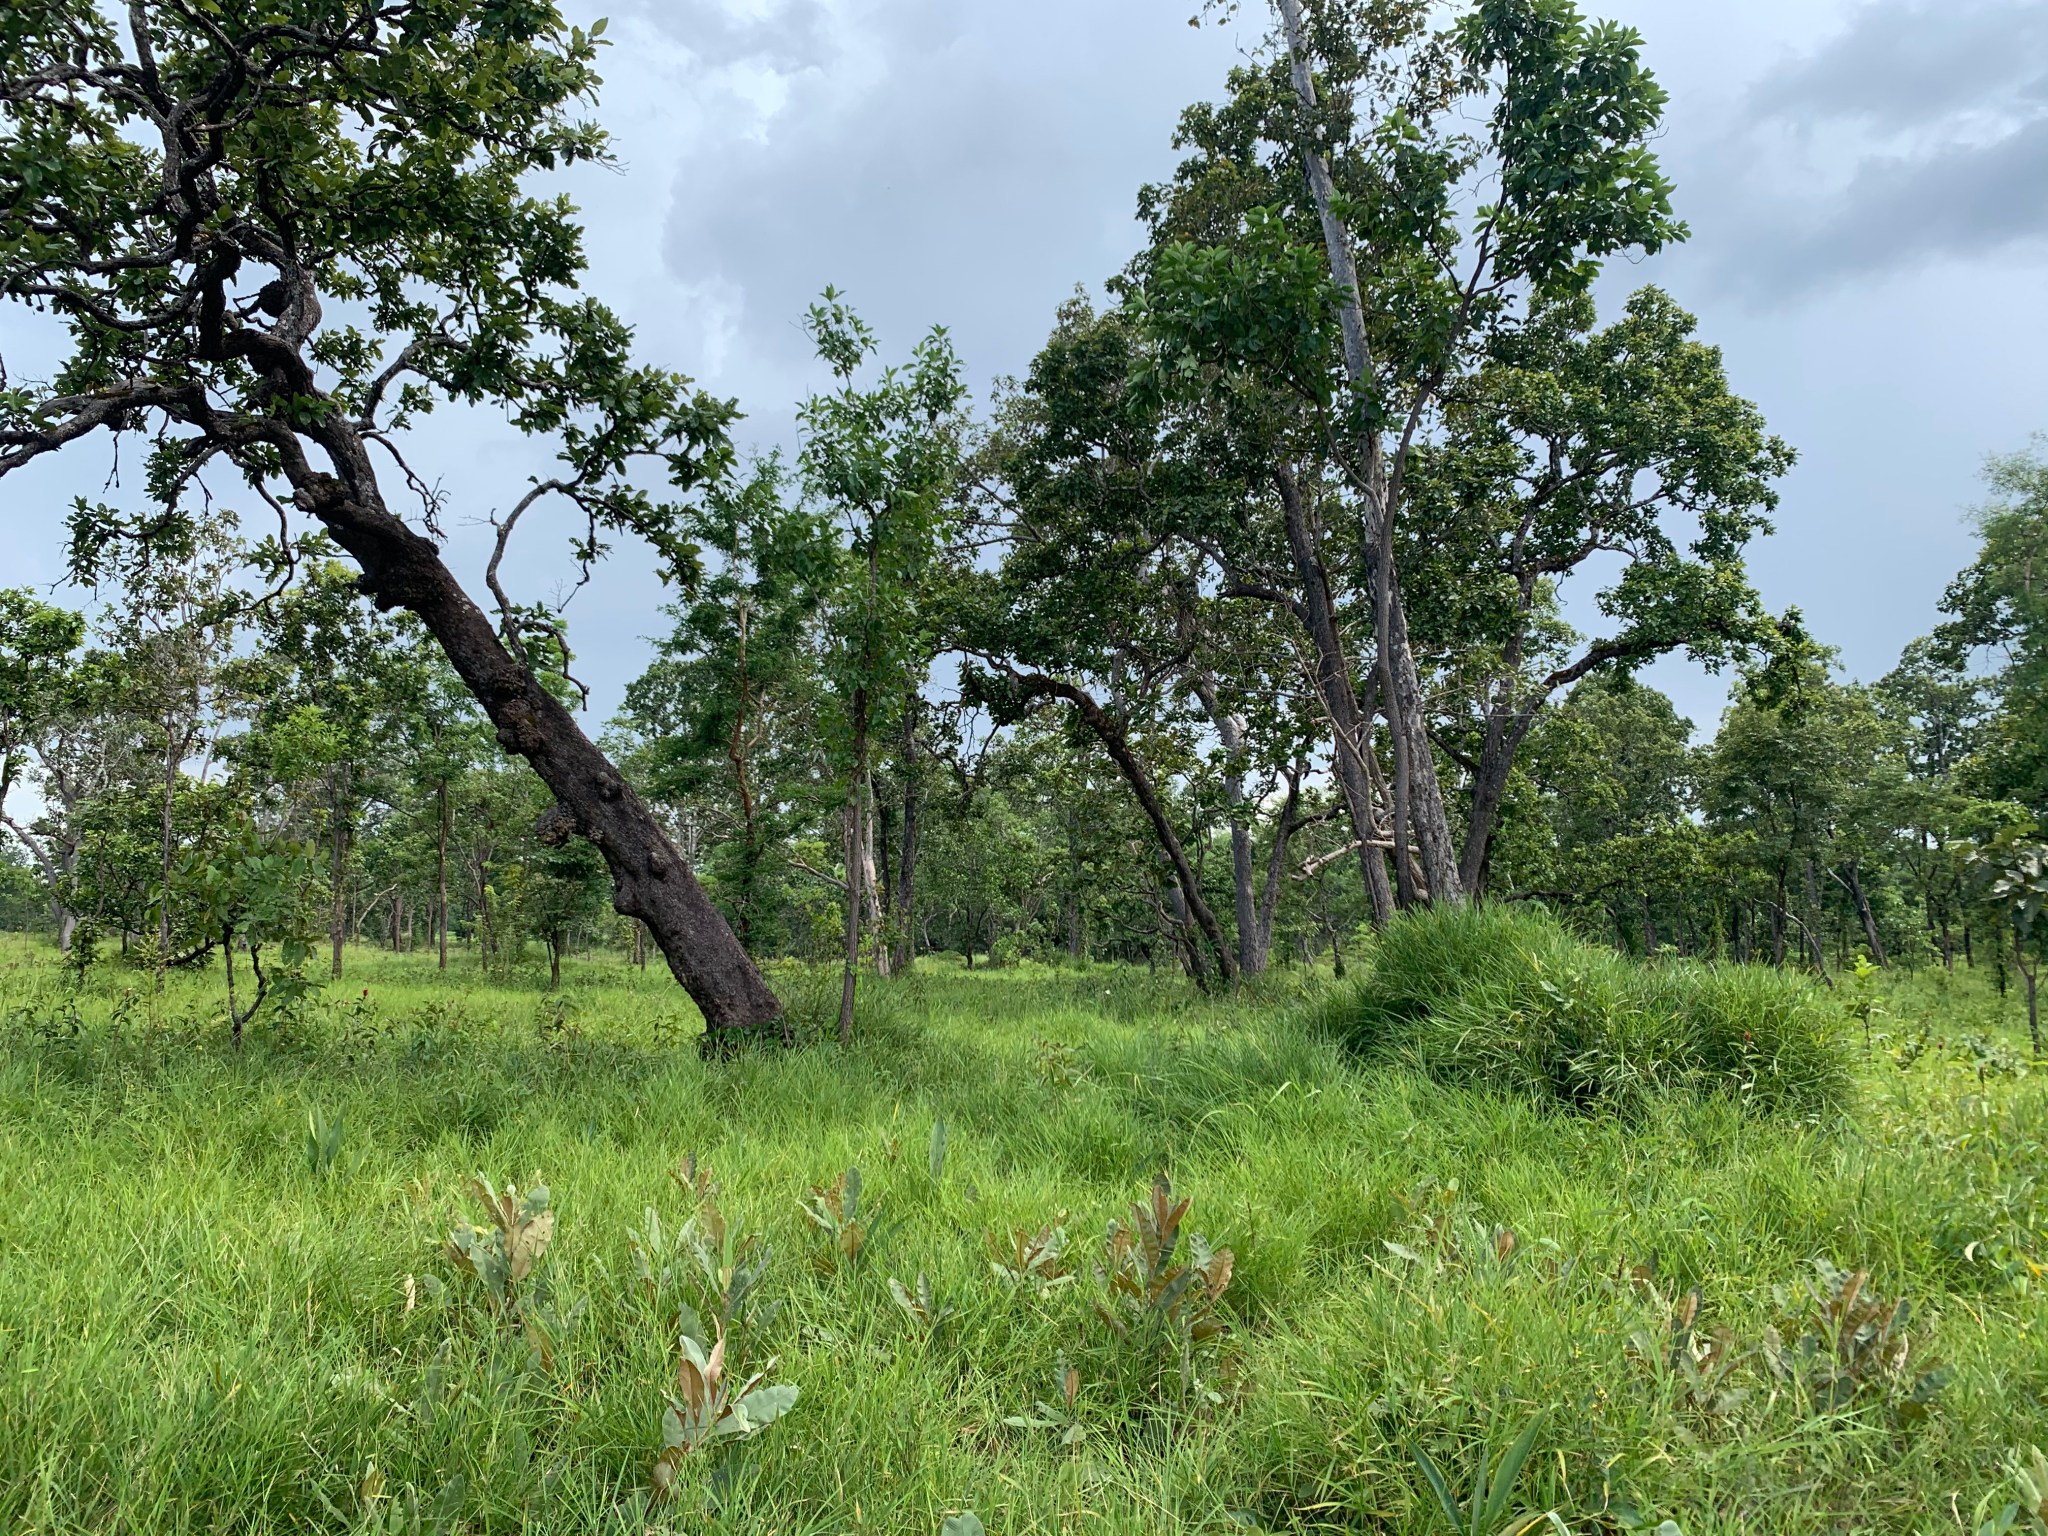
[649,1319,798,1494]
[1761,1260,1948,1420]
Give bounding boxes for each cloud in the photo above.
[641,0,1253,425]
[1681,0,2048,301]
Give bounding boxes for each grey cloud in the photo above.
[1678,0,2048,301]
[1748,0,2048,130]
[607,0,836,70]
[654,0,1251,420]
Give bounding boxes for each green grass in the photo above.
[0,934,2043,1534]
[1324,905,1853,1116]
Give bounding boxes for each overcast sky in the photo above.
[8,0,2048,739]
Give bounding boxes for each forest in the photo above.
[1,1,2046,1533]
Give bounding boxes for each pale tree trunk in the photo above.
[437,779,450,972]
[892,698,920,973]
[1275,0,1463,907]
[862,772,889,978]
[1273,465,1396,924]
[837,690,869,1045]
[329,764,349,979]
[1187,670,1261,973]
[1249,768,1305,975]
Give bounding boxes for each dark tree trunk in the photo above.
[294,469,785,1049]
[1846,858,1888,968]
[995,667,1235,982]
[1250,768,1304,975]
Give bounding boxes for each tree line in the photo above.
[2,0,2045,1050]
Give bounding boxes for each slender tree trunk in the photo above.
[837,691,869,1045]
[548,932,562,990]
[995,667,1235,981]
[158,717,178,988]
[893,697,920,973]
[1275,0,1463,908]
[863,774,889,979]
[1274,465,1395,924]
[329,779,348,980]
[1251,768,1304,974]
[1188,671,1260,973]
[436,780,451,972]
[1845,858,1888,967]
[293,459,783,1047]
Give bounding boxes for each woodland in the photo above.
[1,1,2047,1533]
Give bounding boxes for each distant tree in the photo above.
[798,293,967,1039]
[0,590,85,941]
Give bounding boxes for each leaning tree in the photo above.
[0,1,784,1046]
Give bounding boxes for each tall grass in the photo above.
[0,935,2040,1533]
[1325,904,1854,1116]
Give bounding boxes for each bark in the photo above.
[1844,858,1889,968]
[1186,670,1260,974]
[1275,0,1463,907]
[892,697,921,974]
[996,668,1236,982]
[290,468,785,1049]
[2017,937,2040,1058]
[1273,465,1395,925]
[436,779,450,972]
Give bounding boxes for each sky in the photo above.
[6,0,2048,740]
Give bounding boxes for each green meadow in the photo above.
[0,930,2044,1535]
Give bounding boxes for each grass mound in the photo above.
[1327,904,1852,1115]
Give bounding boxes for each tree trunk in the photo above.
[1275,0,1463,909]
[158,715,178,987]
[1187,670,1261,974]
[1846,858,1888,967]
[436,779,451,972]
[548,932,562,990]
[893,697,920,974]
[329,769,348,980]
[1250,768,1304,975]
[1273,465,1395,925]
[837,692,868,1045]
[997,667,1235,981]
[294,465,784,1049]
[862,773,889,979]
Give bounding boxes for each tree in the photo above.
[0,0,781,1046]
[625,457,832,955]
[1148,0,1693,903]
[1978,832,2048,1057]
[0,590,85,942]
[798,293,967,1040]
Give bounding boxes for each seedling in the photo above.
[889,1272,958,1338]
[630,1161,778,1337]
[1097,1174,1234,1348]
[1763,1260,1947,1418]
[990,1222,1073,1296]
[799,1167,891,1274]
[1411,1413,1568,1536]
[444,1175,555,1316]
[1004,1359,1085,1446]
[649,1319,798,1496]
[1631,1288,1747,1418]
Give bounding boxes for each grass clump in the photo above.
[1328,904,1852,1116]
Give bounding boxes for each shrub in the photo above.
[1325,905,1851,1116]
